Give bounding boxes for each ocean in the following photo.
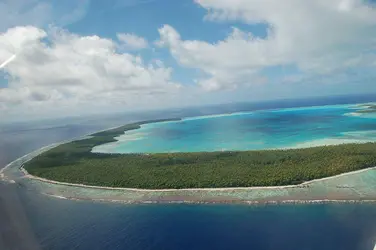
[2,94,376,250]
[18,195,376,250]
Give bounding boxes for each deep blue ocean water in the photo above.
[19,192,376,250]
[3,94,376,250]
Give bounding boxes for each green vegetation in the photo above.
[357,109,376,114]
[24,119,376,189]
[355,103,376,113]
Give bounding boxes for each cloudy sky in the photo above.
[1,0,376,121]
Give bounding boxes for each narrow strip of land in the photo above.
[22,119,376,190]
[20,166,376,192]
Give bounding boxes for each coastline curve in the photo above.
[2,140,376,204]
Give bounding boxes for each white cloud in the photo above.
[117,33,149,50]
[157,0,376,90]
[0,26,181,119]
[2,0,376,121]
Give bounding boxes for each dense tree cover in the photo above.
[91,118,180,138]
[24,120,376,189]
[357,109,376,114]
[356,104,376,113]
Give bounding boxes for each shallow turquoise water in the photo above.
[93,104,376,153]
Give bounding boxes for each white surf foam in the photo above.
[183,112,252,121]
[286,138,375,149]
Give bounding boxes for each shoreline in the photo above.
[7,144,376,204]
[3,143,376,205]
[10,140,376,204]
[20,165,376,192]
[4,102,376,204]
[40,192,376,205]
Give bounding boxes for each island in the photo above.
[353,103,376,114]
[22,119,376,190]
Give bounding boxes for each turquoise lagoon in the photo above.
[92,103,376,154]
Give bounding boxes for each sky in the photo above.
[1,0,376,121]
